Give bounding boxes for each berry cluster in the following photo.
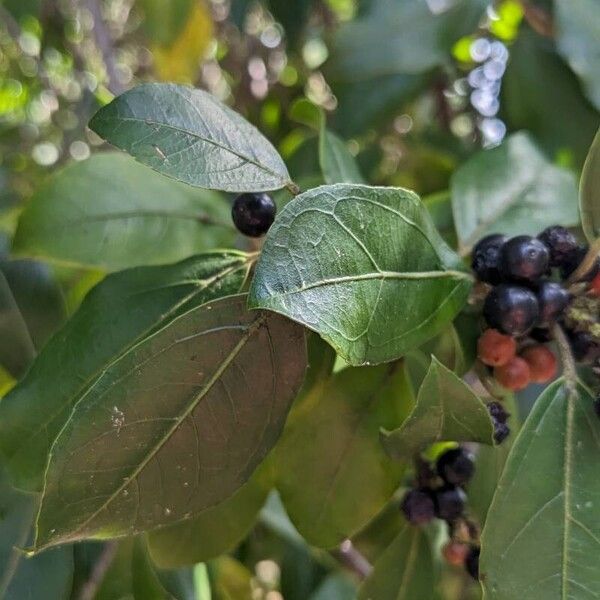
[401,448,481,581]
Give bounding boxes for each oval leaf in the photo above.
[0,251,252,492]
[276,362,413,548]
[382,357,495,459]
[89,84,292,193]
[319,127,364,185]
[33,294,306,550]
[480,379,600,599]
[13,153,234,270]
[249,184,472,366]
[580,127,600,242]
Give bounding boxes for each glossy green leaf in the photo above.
[276,362,413,549]
[382,358,495,459]
[33,294,306,550]
[90,84,292,193]
[147,461,273,568]
[580,127,600,242]
[13,153,234,270]
[0,251,252,492]
[556,0,600,111]
[358,524,435,600]
[249,184,473,366]
[451,132,580,254]
[319,126,364,185]
[480,379,600,599]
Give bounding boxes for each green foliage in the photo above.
[580,127,600,242]
[319,126,365,185]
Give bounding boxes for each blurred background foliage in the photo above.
[0,0,598,598]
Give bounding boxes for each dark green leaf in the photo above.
[90,84,292,193]
[580,127,600,242]
[382,358,495,459]
[319,126,365,185]
[451,132,580,254]
[358,523,435,600]
[480,379,600,599]
[13,153,234,270]
[33,294,306,550]
[267,0,313,46]
[309,574,357,600]
[249,184,472,366]
[0,251,252,492]
[276,362,413,548]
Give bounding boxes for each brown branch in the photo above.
[76,541,119,600]
[331,539,373,580]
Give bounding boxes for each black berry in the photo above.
[231,192,276,237]
[530,327,553,343]
[487,401,509,424]
[483,284,540,336]
[465,547,480,581]
[401,489,435,525]
[434,486,467,521]
[493,421,511,444]
[538,226,578,267]
[436,448,475,487]
[567,330,600,364]
[471,234,508,284]
[560,245,600,281]
[500,235,550,283]
[536,281,570,326]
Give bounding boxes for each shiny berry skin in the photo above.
[443,541,469,567]
[536,281,570,325]
[487,401,509,424]
[434,486,467,521]
[465,547,480,581]
[231,192,276,237]
[471,234,508,284]
[483,284,540,336]
[521,345,558,383]
[590,272,600,296]
[401,489,435,525]
[436,448,475,486]
[477,329,517,367]
[494,356,531,391]
[493,421,511,444]
[500,235,550,283]
[538,226,578,267]
[560,245,600,281]
[568,330,600,364]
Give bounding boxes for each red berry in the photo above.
[477,329,517,366]
[521,345,558,383]
[494,357,531,391]
[590,272,600,296]
[442,541,469,567]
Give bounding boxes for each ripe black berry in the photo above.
[500,235,550,283]
[465,547,480,581]
[538,226,578,267]
[568,330,600,364]
[434,486,467,521]
[493,421,511,444]
[560,245,600,281]
[487,401,509,424]
[536,281,570,325]
[436,448,475,487]
[483,284,540,336]
[401,489,435,525]
[231,192,276,237]
[471,234,508,284]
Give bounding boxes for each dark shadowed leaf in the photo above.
[0,251,252,492]
[382,358,495,459]
[309,574,357,600]
[13,153,234,270]
[249,184,472,366]
[90,84,292,192]
[319,126,365,185]
[33,294,306,550]
[580,127,600,242]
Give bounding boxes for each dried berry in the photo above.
[436,448,475,487]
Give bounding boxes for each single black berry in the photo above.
[231,192,276,237]
[487,401,509,424]
[465,547,480,581]
[483,284,540,336]
[436,448,475,487]
[560,245,600,281]
[471,234,508,284]
[401,489,436,525]
[493,421,511,444]
[567,330,600,364]
[500,235,550,283]
[536,281,570,326]
[538,226,578,267]
[529,327,553,343]
[434,485,467,521]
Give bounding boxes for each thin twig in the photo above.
[76,541,119,600]
[552,324,578,390]
[331,539,373,580]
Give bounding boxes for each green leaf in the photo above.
[275,362,413,548]
[13,153,234,270]
[309,574,357,600]
[319,126,364,185]
[249,184,472,366]
[90,84,292,193]
[33,294,306,550]
[451,132,580,254]
[0,251,252,492]
[382,358,495,459]
[556,0,600,112]
[358,524,435,600]
[580,127,600,242]
[147,461,273,568]
[138,0,195,46]
[480,380,600,599]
